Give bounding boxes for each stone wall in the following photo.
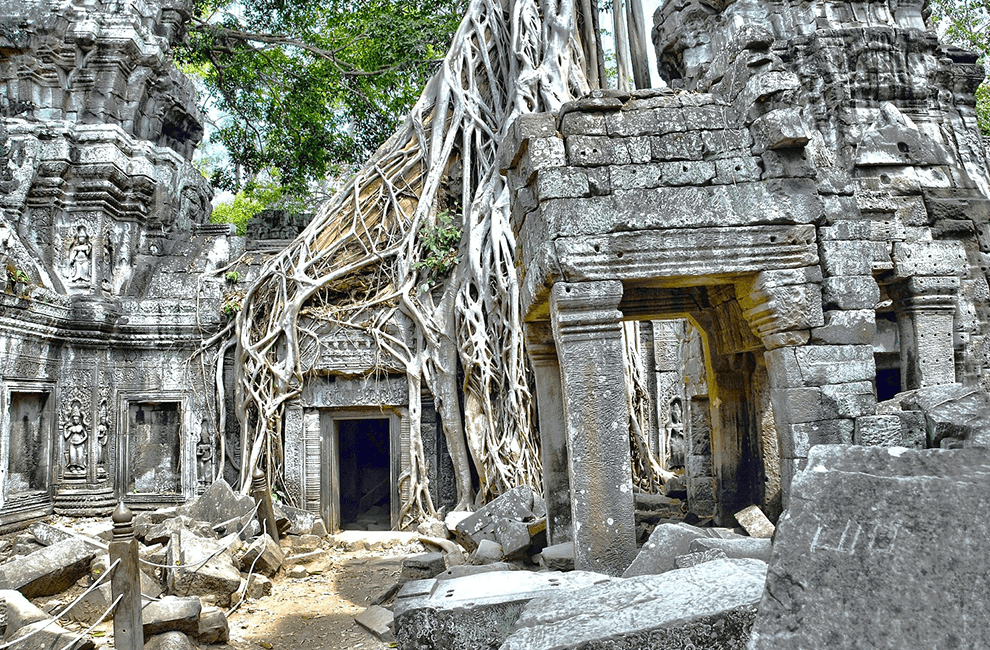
[0,0,240,528]
[509,0,990,573]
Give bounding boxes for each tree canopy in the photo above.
[177,0,465,195]
[930,0,990,133]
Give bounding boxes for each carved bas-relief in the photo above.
[66,226,93,287]
[62,400,88,478]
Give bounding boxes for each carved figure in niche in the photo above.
[95,400,109,474]
[196,427,213,487]
[177,186,208,227]
[63,400,88,475]
[67,225,92,284]
[667,397,685,468]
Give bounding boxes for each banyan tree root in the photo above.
[219,0,607,526]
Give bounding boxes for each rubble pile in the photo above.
[0,481,327,650]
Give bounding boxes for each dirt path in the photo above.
[221,545,408,650]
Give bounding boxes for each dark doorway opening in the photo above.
[876,367,902,402]
[338,418,390,530]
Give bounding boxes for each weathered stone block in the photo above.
[781,419,854,457]
[675,548,728,568]
[8,619,95,650]
[622,523,707,577]
[713,156,762,184]
[751,446,990,649]
[766,345,875,388]
[821,275,881,310]
[238,534,283,577]
[142,596,202,637]
[733,505,775,538]
[401,552,446,581]
[820,381,878,419]
[892,240,968,277]
[819,240,874,276]
[750,107,810,152]
[501,559,766,650]
[166,530,241,607]
[355,605,395,643]
[688,537,772,562]
[651,131,704,160]
[534,168,590,200]
[811,309,877,345]
[565,135,630,166]
[559,111,607,136]
[453,485,540,552]
[196,606,230,644]
[606,108,686,137]
[144,631,195,650]
[494,520,532,561]
[0,538,98,598]
[176,479,255,527]
[701,128,752,155]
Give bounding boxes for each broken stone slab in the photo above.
[238,534,283,577]
[674,548,728,568]
[0,589,49,631]
[688,537,773,563]
[232,574,272,602]
[144,630,196,650]
[435,563,520,581]
[166,530,241,608]
[621,523,707,577]
[470,539,504,565]
[494,520,532,560]
[500,558,766,650]
[196,606,229,644]
[145,517,216,547]
[733,505,775,538]
[401,553,445,582]
[285,534,321,553]
[176,479,256,528]
[453,486,542,551]
[0,538,99,598]
[536,542,574,572]
[134,508,179,539]
[354,605,395,643]
[394,571,609,650]
[7,618,96,650]
[877,383,990,449]
[30,524,98,548]
[278,505,323,536]
[66,584,115,625]
[287,565,309,579]
[91,554,163,598]
[141,596,202,637]
[750,445,990,649]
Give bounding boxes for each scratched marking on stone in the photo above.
[809,516,900,555]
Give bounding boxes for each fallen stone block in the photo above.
[238,534,283,577]
[501,558,766,650]
[166,530,241,608]
[494,520,532,560]
[354,605,395,643]
[689,537,772,563]
[278,505,323,536]
[401,553,445,582]
[0,538,99,598]
[141,596,201,637]
[7,618,96,650]
[287,565,308,579]
[145,517,216,547]
[750,445,990,649]
[394,571,608,650]
[416,519,449,539]
[470,539,504,565]
[0,589,49,631]
[65,583,114,625]
[29,524,85,548]
[734,505,775,538]
[144,630,196,650]
[453,486,542,551]
[176,479,256,527]
[286,534,321,553]
[196,606,230,644]
[233,574,272,602]
[91,554,163,598]
[134,508,179,539]
[537,542,574,572]
[622,523,707,577]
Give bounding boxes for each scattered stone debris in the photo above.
[354,605,395,643]
[733,505,775,539]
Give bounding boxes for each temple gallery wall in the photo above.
[0,0,989,583]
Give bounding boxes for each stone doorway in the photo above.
[320,411,399,533]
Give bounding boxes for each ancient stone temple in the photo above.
[0,0,236,528]
[505,0,990,573]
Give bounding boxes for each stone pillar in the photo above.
[524,321,571,546]
[550,280,636,576]
[892,276,959,390]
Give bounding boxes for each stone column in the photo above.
[892,276,959,390]
[524,321,572,546]
[549,280,636,576]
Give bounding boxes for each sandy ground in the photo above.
[219,545,408,650]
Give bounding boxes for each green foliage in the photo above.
[209,180,312,234]
[178,0,464,194]
[225,271,242,283]
[414,210,461,287]
[930,0,990,134]
[221,297,243,319]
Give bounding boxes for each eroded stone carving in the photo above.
[63,401,88,477]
